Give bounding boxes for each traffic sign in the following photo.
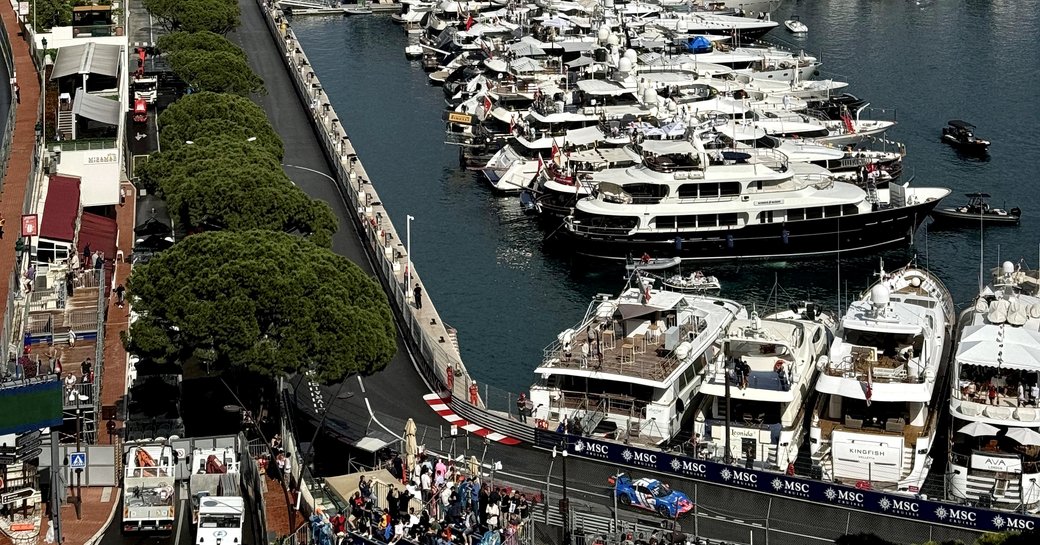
[15,431,41,448]
[0,455,16,465]
[1,488,34,504]
[69,452,87,469]
[15,448,41,462]
[16,439,41,455]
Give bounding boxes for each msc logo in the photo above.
[825,488,864,505]
[631,452,657,464]
[722,470,757,484]
[992,515,1034,530]
[573,440,609,456]
[670,458,707,475]
[774,479,809,494]
[936,507,976,523]
[890,500,919,513]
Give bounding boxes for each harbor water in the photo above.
[290,0,1040,393]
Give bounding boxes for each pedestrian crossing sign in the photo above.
[70,452,86,469]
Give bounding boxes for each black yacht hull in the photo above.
[556,199,943,262]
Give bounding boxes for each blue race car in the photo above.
[609,473,694,518]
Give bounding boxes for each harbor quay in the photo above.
[245,5,1040,545]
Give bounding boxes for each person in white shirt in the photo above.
[389,521,405,544]
[486,501,500,529]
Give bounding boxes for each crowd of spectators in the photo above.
[309,453,536,545]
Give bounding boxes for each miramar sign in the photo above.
[534,430,1040,533]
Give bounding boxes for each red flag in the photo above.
[509,115,516,135]
[482,94,492,113]
[865,365,873,407]
[551,140,562,166]
[465,14,474,31]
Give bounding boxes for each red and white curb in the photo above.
[422,393,522,445]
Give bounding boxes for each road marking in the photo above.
[356,375,367,393]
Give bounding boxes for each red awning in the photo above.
[40,175,82,242]
[78,212,117,262]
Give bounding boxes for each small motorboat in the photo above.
[404,44,423,59]
[344,1,373,14]
[662,271,721,292]
[784,15,808,34]
[931,192,1021,226]
[625,255,681,272]
[519,190,538,215]
[941,120,990,153]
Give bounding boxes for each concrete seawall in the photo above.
[254,1,478,405]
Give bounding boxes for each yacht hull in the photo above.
[558,199,943,262]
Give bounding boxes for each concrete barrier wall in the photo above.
[255,1,480,406]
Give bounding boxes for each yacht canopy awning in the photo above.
[576,79,630,96]
[565,125,603,146]
[640,139,696,155]
[617,288,685,319]
[72,90,121,126]
[50,43,122,80]
[956,323,1040,371]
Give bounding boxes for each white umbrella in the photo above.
[1005,427,1040,446]
[957,421,1000,437]
[404,418,418,480]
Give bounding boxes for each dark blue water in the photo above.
[290,0,1040,392]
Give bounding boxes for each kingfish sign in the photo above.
[534,430,1040,533]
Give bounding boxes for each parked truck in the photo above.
[122,441,177,534]
[189,447,244,545]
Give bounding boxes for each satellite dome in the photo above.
[910,276,922,288]
[607,33,620,46]
[675,341,691,360]
[870,284,891,307]
[598,25,611,43]
[643,88,658,105]
[624,49,638,64]
[618,57,633,73]
[1003,261,1015,274]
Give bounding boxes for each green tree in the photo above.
[157,31,247,59]
[126,230,397,382]
[29,0,73,30]
[136,136,336,246]
[158,92,283,158]
[168,50,265,96]
[144,0,239,34]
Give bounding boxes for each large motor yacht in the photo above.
[810,261,954,493]
[530,277,745,445]
[557,138,950,262]
[693,310,832,471]
[947,262,1040,512]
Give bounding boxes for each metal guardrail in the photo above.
[52,138,117,151]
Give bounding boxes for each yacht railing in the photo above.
[822,354,925,384]
[564,219,637,237]
[554,390,648,421]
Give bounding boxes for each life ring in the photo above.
[774,360,785,373]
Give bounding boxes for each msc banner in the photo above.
[533,430,1040,534]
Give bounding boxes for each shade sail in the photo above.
[72,90,121,126]
[50,43,122,80]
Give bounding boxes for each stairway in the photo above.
[900,447,914,480]
[841,114,855,134]
[811,443,834,480]
[56,110,74,141]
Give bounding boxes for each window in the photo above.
[720,182,741,197]
[824,206,842,218]
[718,213,739,227]
[676,215,698,229]
[677,184,700,199]
[758,210,774,223]
[842,204,859,216]
[788,208,805,221]
[806,207,823,220]
[698,183,719,198]
[656,216,676,230]
[698,215,718,228]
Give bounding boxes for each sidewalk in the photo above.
[101,180,136,419]
[0,1,40,333]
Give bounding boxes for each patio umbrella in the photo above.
[404,418,418,481]
[1005,427,1040,446]
[957,421,1000,437]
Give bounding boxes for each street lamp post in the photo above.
[40,37,48,145]
[73,407,83,519]
[553,443,571,545]
[406,215,414,301]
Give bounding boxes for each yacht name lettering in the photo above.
[755,199,784,206]
[731,429,759,438]
[849,448,886,457]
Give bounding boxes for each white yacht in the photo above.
[947,262,1040,512]
[694,311,831,470]
[530,279,745,445]
[810,261,954,493]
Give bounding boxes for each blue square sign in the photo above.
[70,452,87,469]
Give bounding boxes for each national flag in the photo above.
[509,115,516,135]
[482,94,492,113]
[551,140,562,167]
[465,14,475,31]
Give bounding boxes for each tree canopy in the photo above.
[136,136,337,246]
[158,92,283,158]
[157,31,247,59]
[168,50,265,96]
[29,0,72,31]
[126,230,397,383]
[144,0,240,34]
